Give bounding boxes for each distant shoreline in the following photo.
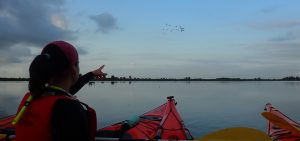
[1,76,300,81]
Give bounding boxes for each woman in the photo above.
[15,41,106,141]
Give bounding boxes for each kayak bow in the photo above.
[263,103,300,141]
[96,96,194,140]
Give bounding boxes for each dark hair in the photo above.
[29,44,70,98]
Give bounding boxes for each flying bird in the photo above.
[162,24,185,33]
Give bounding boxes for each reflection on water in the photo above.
[0,81,300,137]
[0,82,28,117]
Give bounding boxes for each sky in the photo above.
[0,0,300,79]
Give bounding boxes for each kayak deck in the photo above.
[264,103,300,141]
[96,96,193,140]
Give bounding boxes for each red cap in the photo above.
[42,41,79,65]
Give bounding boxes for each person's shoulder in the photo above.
[53,98,84,111]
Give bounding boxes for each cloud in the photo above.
[244,42,300,72]
[248,20,300,30]
[77,47,88,55]
[90,13,118,33]
[264,43,300,60]
[261,7,277,13]
[269,30,300,42]
[0,0,75,65]
[0,45,32,64]
[260,4,282,13]
[248,19,300,44]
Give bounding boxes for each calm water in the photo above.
[1,81,300,138]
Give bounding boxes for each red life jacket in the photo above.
[15,92,97,141]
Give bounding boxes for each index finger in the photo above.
[99,65,105,70]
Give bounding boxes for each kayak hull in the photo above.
[264,103,300,141]
[96,96,193,140]
[0,115,14,129]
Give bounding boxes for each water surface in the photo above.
[1,81,300,137]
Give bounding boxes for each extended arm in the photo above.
[69,65,107,95]
[69,72,94,95]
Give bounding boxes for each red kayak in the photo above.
[264,103,300,141]
[0,115,14,129]
[0,115,15,140]
[96,96,193,140]
[0,96,193,140]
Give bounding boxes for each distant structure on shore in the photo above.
[102,76,300,81]
[1,76,300,81]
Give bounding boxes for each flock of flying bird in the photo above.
[162,24,185,33]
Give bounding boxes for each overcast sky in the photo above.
[0,0,300,79]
